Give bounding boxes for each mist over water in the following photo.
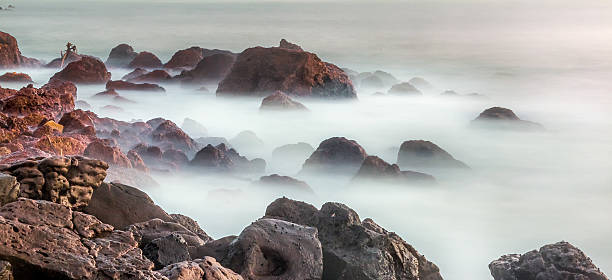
[2,0,612,278]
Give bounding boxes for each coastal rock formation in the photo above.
[181,118,208,138]
[164,47,205,70]
[158,257,243,280]
[128,51,163,69]
[409,77,433,90]
[0,31,39,68]
[489,241,608,280]
[150,119,198,153]
[105,43,138,68]
[106,80,166,92]
[356,70,399,89]
[271,142,314,162]
[0,173,19,206]
[301,137,367,173]
[190,144,265,173]
[128,69,172,83]
[45,52,82,69]
[472,107,543,130]
[175,53,236,85]
[49,57,111,84]
[260,91,308,111]
[83,139,132,168]
[254,174,313,193]
[2,80,76,119]
[353,155,436,184]
[0,72,32,83]
[216,46,356,98]
[397,140,469,169]
[388,82,422,95]
[122,68,149,81]
[279,39,303,51]
[264,197,443,280]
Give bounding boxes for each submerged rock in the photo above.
[49,57,111,84]
[128,69,172,83]
[190,144,265,173]
[353,155,436,185]
[105,43,138,68]
[164,46,205,70]
[301,137,367,174]
[122,67,149,81]
[128,51,163,69]
[472,107,543,130]
[254,174,313,193]
[106,80,166,92]
[397,140,469,169]
[260,91,308,111]
[217,46,356,98]
[489,241,608,280]
[388,82,422,95]
[0,72,32,83]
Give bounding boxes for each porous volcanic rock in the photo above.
[1,80,76,119]
[49,57,111,84]
[158,257,243,280]
[397,140,469,169]
[260,91,308,111]
[105,43,138,68]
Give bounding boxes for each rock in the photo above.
[355,71,398,88]
[181,118,207,138]
[0,198,161,279]
[45,51,82,69]
[229,130,264,155]
[0,261,12,280]
[352,155,436,185]
[472,107,543,130]
[0,31,39,68]
[158,257,243,280]
[271,142,314,162]
[128,51,163,69]
[128,69,172,83]
[93,88,119,99]
[195,137,230,147]
[388,82,422,95]
[222,218,323,280]
[217,47,356,98]
[122,68,149,81]
[49,57,111,84]
[75,100,91,109]
[2,80,76,119]
[165,47,205,70]
[170,214,212,243]
[150,120,197,153]
[106,80,166,92]
[32,120,64,138]
[489,241,608,280]
[409,77,433,90]
[34,135,87,155]
[83,139,132,168]
[0,72,32,83]
[278,39,303,51]
[175,53,236,85]
[360,75,384,89]
[58,109,95,133]
[127,218,209,252]
[190,144,265,173]
[163,149,190,167]
[301,137,367,174]
[397,140,469,169]
[254,174,313,193]
[143,233,191,269]
[105,43,138,68]
[264,198,443,280]
[0,174,19,206]
[260,91,308,111]
[83,182,173,229]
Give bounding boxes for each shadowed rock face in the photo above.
[353,155,436,185]
[105,43,138,68]
[264,197,443,280]
[0,31,39,68]
[472,107,543,130]
[397,140,469,169]
[260,91,308,111]
[217,46,356,98]
[49,57,111,84]
[301,137,367,174]
[279,39,303,51]
[175,53,236,85]
[489,241,608,280]
[128,51,163,69]
[190,144,265,173]
[158,257,243,280]
[164,46,205,70]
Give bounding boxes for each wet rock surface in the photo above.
[164,47,205,70]
[128,51,163,69]
[106,80,166,92]
[301,137,367,174]
[49,56,111,84]
[0,72,32,83]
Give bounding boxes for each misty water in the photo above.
[2,0,612,278]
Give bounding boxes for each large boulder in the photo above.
[216,47,356,98]
[221,218,323,280]
[83,139,132,168]
[150,120,197,153]
[301,137,367,174]
[278,39,303,51]
[164,47,205,70]
[264,198,443,280]
[128,51,163,69]
[83,182,173,229]
[397,140,468,169]
[1,80,76,119]
[0,198,161,279]
[352,155,435,185]
[105,43,138,68]
[388,82,422,95]
[49,57,111,84]
[0,72,32,83]
[489,241,608,280]
[58,109,95,133]
[260,91,308,111]
[128,69,172,83]
[190,144,265,173]
[0,31,39,68]
[106,80,166,92]
[472,107,543,130]
[175,53,236,85]
[158,257,243,280]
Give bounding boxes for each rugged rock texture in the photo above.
[106,80,166,92]
[83,182,173,229]
[260,91,308,111]
[0,260,12,280]
[264,197,443,280]
[0,31,39,68]
[222,218,323,280]
[128,69,172,83]
[1,80,76,119]
[278,39,303,51]
[150,119,197,153]
[164,47,205,70]
[143,233,191,269]
[58,109,95,133]
[0,198,161,279]
[2,156,108,209]
[216,47,356,98]
[0,72,32,83]
[83,139,132,168]
[388,82,422,95]
[0,173,19,206]
[353,155,435,185]
[301,137,367,174]
[489,241,608,280]
[158,257,243,280]
[190,144,265,173]
[254,174,313,193]
[472,107,543,130]
[397,140,468,169]
[175,53,236,85]
[49,57,111,84]
[45,51,82,69]
[169,214,212,243]
[105,43,138,68]
[128,51,163,69]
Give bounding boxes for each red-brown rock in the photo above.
[58,109,95,133]
[84,139,132,168]
[49,57,111,84]
[128,69,171,83]
[128,51,163,69]
[164,47,204,70]
[2,80,76,119]
[105,43,138,68]
[260,91,308,111]
[106,80,165,92]
[0,31,40,68]
[279,39,303,51]
[0,72,33,83]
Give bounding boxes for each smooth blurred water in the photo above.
[2,0,612,279]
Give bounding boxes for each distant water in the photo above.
[2,0,612,279]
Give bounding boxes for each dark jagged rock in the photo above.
[158,257,243,280]
[106,80,166,92]
[128,51,163,69]
[143,233,191,269]
[150,120,197,153]
[353,155,436,185]
[105,43,138,68]
[58,109,95,133]
[301,137,367,174]
[83,182,173,229]
[169,214,212,243]
[260,91,308,111]
[122,68,149,81]
[0,31,39,68]
[264,197,443,280]
[175,53,236,85]
[254,174,313,193]
[489,241,608,280]
[472,107,543,130]
[279,39,303,51]
[388,82,422,95]
[128,69,172,83]
[397,140,469,169]
[164,46,205,70]
[217,46,356,98]
[190,144,265,173]
[49,57,111,84]
[0,72,32,83]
